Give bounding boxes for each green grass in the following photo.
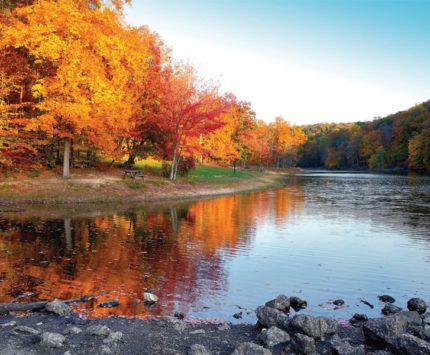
[187,165,260,184]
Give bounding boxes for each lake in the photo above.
[0,172,429,323]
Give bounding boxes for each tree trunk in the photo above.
[63,138,71,178]
[170,147,178,180]
[233,161,236,174]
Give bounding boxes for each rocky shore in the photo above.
[0,295,429,354]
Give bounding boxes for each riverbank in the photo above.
[0,295,428,354]
[0,166,296,205]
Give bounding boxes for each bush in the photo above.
[161,161,171,178]
[177,157,196,176]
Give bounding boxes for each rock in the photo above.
[333,299,345,307]
[407,298,427,314]
[350,314,368,326]
[189,329,205,335]
[233,312,243,319]
[40,332,66,348]
[99,345,113,354]
[64,351,72,355]
[103,331,123,344]
[256,306,290,329]
[0,320,16,328]
[87,325,111,336]
[423,313,430,326]
[290,296,307,311]
[164,317,188,333]
[288,314,338,340]
[330,338,365,355]
[363,311,422,347]
[64,326,82,335]
[378,295,396,304]
[188,344,211,355]
[217,322,231,331]
[393,333,430,354]
[45,299,71,316]
[257,326,290,347]
[381,303,402,315]
[98,299,120,308]
[265,295,290,313]
[144,292,159,303]
[174,311,185,320]
[360,300,374,309]
[14,325,40,335]
[291,333,316,354]
[232,342,272,355]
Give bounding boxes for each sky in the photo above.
[125,0,430,125]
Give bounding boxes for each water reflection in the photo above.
[0,174,429,322]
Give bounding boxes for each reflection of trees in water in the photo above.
[0,187,304,317]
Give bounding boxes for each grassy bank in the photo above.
[0,163,294,205]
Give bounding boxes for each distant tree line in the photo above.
[298,101,430,174]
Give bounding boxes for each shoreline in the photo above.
[0,168,293,207]
[0,296,428,354]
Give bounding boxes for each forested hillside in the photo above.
[298,101,430,173]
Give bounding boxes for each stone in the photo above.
[290,296,307,311]
[0,320,16,328]
[189,329,205,335]
[98,299,120,308]
[143,292,159,303]
[407,298,427,314]
[14,325,40,335]
[333,299,345,307]
[64,326,82,335]
[256,306,289,329]
[288,315,338,340]
[87,325,111,336]
[217,322,231,331]
[265,295,290,313]
[378,295,396,304]
[232,342,272,355]
[423,313,430,326]
[164,317,188,333]
[233,312,243,319]
[381,303,402,315]
[188,344,211,355]
[393,334,430,355]
[103,331,123,344]
[45,299,71,316]
[257,326,290,347]
[291,333,316,355]
[40,332,66,348]
[331,338,365,355]
[174,311,185,320]
[349,314,368,326]
[363,311,422,347]
[99,345,113,354]
[360,300,374,309]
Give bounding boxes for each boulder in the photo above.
[40,332,66,348]
[407,298,427,315]
[330,338,365,355]
[0,321,16,328]
[103,331,123,344]
[143,291,159,303]
[265,295,290,313]
[349,314,368,326]
[393,334,430,355]
[290,297,307,311]
[14,326,40,335]
[363,311,422,347]
[98,299,120,308]
[381,303,402,315]
[257,326,290,347]
[233,312,243,319]
[256,306,289,329]
[44,299,71,316]
[333,299,345,307]
[64,326,82,335]
[288,315,338,340]
[232,342,272,355]
[217,322,231,331]
[291,333,316,354]
[188,344,211,355]
[164,317,188,333]
[87,324,111,336]
[378,295,396,304]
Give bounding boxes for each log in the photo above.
[0,294,106,314]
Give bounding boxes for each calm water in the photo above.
[0,172,429,322]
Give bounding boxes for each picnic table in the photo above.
[123,169,145,179]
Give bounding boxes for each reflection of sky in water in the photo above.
[0,173,429,323]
